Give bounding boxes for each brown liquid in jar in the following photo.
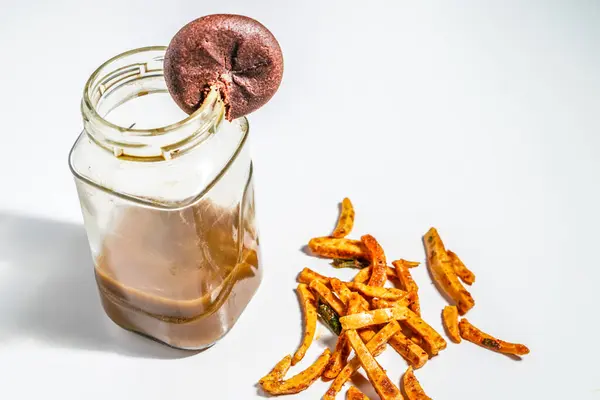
[94,198,261,350]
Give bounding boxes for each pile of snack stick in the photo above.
[259,198,529,399]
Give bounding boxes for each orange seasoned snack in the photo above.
[442,305,461,343]
[292,284,317,365]
[402,367,432,400]
[459,319,530,356]
[424,228,475,315]
[259,199,529,398]
[332,198,355,238]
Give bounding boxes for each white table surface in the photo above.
[1,1,599,399]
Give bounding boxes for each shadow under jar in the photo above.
[69,47,262,350]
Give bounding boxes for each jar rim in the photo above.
[71,46,252,209]
[80,46,247,161]
[83,46,210,136]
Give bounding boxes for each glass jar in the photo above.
[69,47,261,350]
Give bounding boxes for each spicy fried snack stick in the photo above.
[332,198,355,238]
[424,227,475,315]
[459,319,530,356]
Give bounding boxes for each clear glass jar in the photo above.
[69,47,261,350]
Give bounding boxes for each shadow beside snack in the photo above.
[0,212,195,359]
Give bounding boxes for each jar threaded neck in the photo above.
[81,46,226,161]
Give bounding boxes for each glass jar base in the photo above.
[117,324,219,352]
[97,269,261,350]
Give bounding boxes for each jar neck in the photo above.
[81,46,225,161]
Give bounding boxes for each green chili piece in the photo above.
[482,338,501,349]
[331,258,368,269]
[317,300,341,335]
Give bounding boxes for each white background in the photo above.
[1,1,599,399]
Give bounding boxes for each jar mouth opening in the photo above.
[81,46,245,160]
[83,46,210,136]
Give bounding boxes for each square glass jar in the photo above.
[69,47,261,350]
